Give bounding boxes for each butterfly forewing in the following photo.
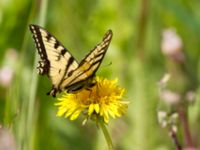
[60,30,113,90]
[81,29,113,75]
[29,25,78,88]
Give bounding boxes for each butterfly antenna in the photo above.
[101,61,112,68]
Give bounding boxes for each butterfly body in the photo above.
[29,24,112,97]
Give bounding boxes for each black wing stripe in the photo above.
[61,49,66,55]
[54,40,60,49]
[30,25,48,60]
[64,57,75,76]
[30,25,50,74]
[46,32,52,41]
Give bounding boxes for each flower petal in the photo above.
[94,104,100,114]
[88,104,94,115]
[70,109,82,120]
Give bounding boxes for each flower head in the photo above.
[161,28,185,63]
[55,77,129,123]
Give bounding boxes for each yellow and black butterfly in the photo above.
[29,24,113,97]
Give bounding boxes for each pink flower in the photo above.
[161,29,185,62]
[0,67,13,87]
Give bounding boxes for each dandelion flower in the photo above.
[55,77,129,124]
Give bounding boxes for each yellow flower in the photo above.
[55,77,129,123]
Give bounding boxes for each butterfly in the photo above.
[29,24,113,97]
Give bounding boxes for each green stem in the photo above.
[136,0,150,58]
[27,0,48,131]
[99,118,114,150]
[26,0,48,149]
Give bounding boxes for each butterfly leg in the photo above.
[95,81,102,98]
[85,87,93,97]
[85,81,96,97]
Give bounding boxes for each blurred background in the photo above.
[0,0,200,149]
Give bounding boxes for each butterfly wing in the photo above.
[60,29,113,92]
[29,24,79,96]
